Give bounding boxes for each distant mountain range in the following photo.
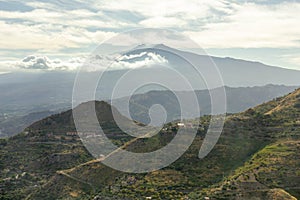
[1,44,300,111]
[112,84,299,125]
[125,44,300,88]
[0,84,298,138]
[0,87,299,199]
[1,44,300,137]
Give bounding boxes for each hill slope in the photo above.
[113,84,298,124]
[1,84,297,138]
[1,89,300,200]
[197,140,299,199]
[194,88,300,199]
[0,101,136,199]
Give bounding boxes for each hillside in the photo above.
[1,43,300,138]
[0,101,136,199]
[113,84,298,124]
[194,88,300,199]
[0,110,57,138]
[0,89,300,199]
[197,140,299,199]
[1,84,297,138]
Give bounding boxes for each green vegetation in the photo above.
[1,89,300,199]
[196,140,299,199]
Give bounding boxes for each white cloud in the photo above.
[118,52,148,60]
[103,29,200,49]
[114,52,168,69]
[0,9,132,28]
[97,0,232,20]
[0,21,116,50]
[185,2,300,48]
[81,51,169,71]
[1,1,299,51]
[139,17,186,28]
[0,51,169,72]
[280,54,300,70]
[95,0,234,29]
[1,55,82,71]
[0,0,300,71]
[0,21,75,50]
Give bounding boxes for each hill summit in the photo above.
[0,88,299,199]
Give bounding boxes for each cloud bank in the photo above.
[0,0,300,70]
[0,0,299,52]
[0,52,169,72]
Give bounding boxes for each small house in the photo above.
[66,132,77,136]
[177,122,185,127]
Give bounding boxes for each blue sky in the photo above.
[0,0,299,72]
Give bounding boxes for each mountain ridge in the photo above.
[1,87,299,199]
[1,84,297,138]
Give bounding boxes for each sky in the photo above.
[0,0,299,72]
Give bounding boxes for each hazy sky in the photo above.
[0,0,299,72]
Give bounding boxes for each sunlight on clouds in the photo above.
[0,21,116,50]
[0,55,83,71]
[0,0,299,70]
[1,0,299,50]
[0,22,74,50]
[104,29,199,49]
[114,52,168,69]
[0,51,169,72]
[0,9,132,28]
[139,17,186,28]
[97,0,232,20]
[280,54,300,70]
[185,2,300,48]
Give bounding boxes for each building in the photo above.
[177,122,185,127]
[66,132,78,136]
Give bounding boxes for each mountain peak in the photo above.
[153,43,168,48]
[27,100,131,132]
[131,43,172,51]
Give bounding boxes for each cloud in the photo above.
[4,55,81,71]
[0,51,169,72]
[185,2,300,48]
[139,17,186,28]
[0,8,132,28]
[0,0,232,52]
[21,55,51,69]
[1,1,299,51]
[0,55,88,72]
[97,0,232,20]
[280,53,300,70]
[102,29,200,49]
[81,51,169,71]
[95,0,234,29]
[114,52,169,69]
[0,21,116,50]
[0,0,300,71]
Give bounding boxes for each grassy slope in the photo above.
[0,101,133,199]
[194,88,300,199]
[29,89,300,199]
[196,140,299,199]
[1,89,299,200]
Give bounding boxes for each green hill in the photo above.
[0,101,135,199]
[195,140,299,199]
[1,89,300,200]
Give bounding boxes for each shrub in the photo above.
[294,103,300,108]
